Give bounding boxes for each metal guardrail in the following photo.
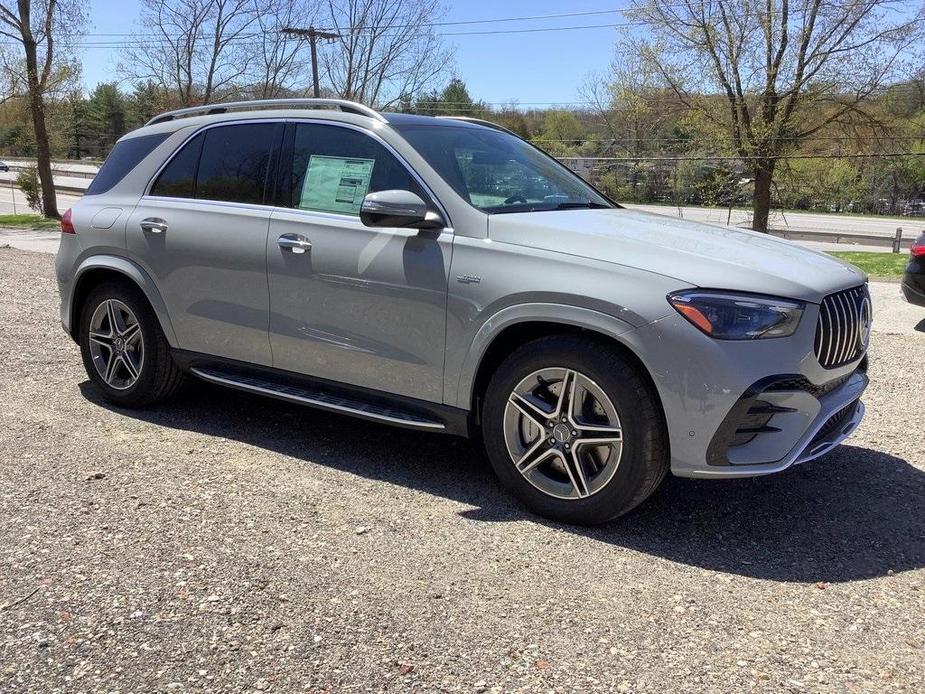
[4,161,97,180]
[769,228,916,251]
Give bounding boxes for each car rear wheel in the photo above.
[482,335,668,525]
[79,281,185,407]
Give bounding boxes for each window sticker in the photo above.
[299,155,375,214]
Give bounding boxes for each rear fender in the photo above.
[68,255,177,346]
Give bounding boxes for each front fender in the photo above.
[449,302,638,410]
[67,254,178,346]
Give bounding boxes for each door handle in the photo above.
[277,233,312,254]
[140,218,168,234]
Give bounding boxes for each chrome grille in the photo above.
[814,285,870,369]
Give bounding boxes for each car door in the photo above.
[266,122,452,402]
[126,121,284,366]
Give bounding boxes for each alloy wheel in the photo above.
[503,367,623,500]
[87,299,144,391]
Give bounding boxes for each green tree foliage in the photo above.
[63,91,90,159]
[534,110,585,157]
[126,81,168,130]
[87,83,127,156]
[494,109,531,139]
[415,78,485,116]
[16,167,43,214]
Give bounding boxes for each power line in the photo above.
[42,21,634,49]
[440,22,632,37]
[66,8,629,36]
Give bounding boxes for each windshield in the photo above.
[394,124,613,214]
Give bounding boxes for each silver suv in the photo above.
[55,99,871,524]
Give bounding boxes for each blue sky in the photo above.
[81,0,626,105]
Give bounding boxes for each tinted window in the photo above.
[196,123,282,205]
[85,133,168,195]
[150,132,203,198]
[287,124,421,215]
[394,124,612,213]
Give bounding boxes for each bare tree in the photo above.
[582,57,677,200]
[582,49,676,158]
[201,0,254,102]
[248,0,318,98]
[0,0,83,217]
[319,0,452,107]
[120,0,256,106]
[626,0,923,232]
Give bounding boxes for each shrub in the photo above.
[16,167,43,215]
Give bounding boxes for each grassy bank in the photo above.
[0,214,59,230]
[829,251,909,278]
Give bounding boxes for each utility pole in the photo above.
[282,27,340,98]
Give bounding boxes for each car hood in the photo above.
[487,208,866,303]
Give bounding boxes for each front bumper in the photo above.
[694,368,867,478]
[902,278,925,307]
[902,256,925,306]
[620,302,869,479]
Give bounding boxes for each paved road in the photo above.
[624,204,924,241]
[3,157,99,176]
[0,247,923,693]
[0,183,82,216]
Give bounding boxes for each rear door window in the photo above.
[149,123,283,204]
[150,132,203,198]
[86,133,168,195]
[195,123,283,205]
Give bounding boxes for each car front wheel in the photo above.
[482,335,668,525]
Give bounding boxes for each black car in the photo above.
[0,161,8,172]
[902,231,925,306]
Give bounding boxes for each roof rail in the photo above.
[435,115,518,137]
[145,98,386,126]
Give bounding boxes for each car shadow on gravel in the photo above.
[80,381,925,585]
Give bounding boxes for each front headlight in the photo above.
[667,290,804,339]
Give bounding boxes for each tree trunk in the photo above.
[751,162,774,233]
[19,2,60,218]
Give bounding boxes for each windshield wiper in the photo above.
[552,201,610,210]
[487,201,611,215]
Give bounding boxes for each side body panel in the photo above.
[445,233,688,410]
[126,198,274,366]
[267,208,452,401]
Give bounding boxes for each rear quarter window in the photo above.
[85,133,169,195]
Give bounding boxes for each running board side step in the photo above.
[190,366,446,431]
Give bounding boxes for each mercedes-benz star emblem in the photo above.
[857,296,872,347]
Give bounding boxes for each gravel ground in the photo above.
[1,247,923,694]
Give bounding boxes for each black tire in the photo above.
[482,334,668,525]
[78,280,185,408]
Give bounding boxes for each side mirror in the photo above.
[360,190,445,230]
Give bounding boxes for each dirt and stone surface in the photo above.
[1,247,923,693]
